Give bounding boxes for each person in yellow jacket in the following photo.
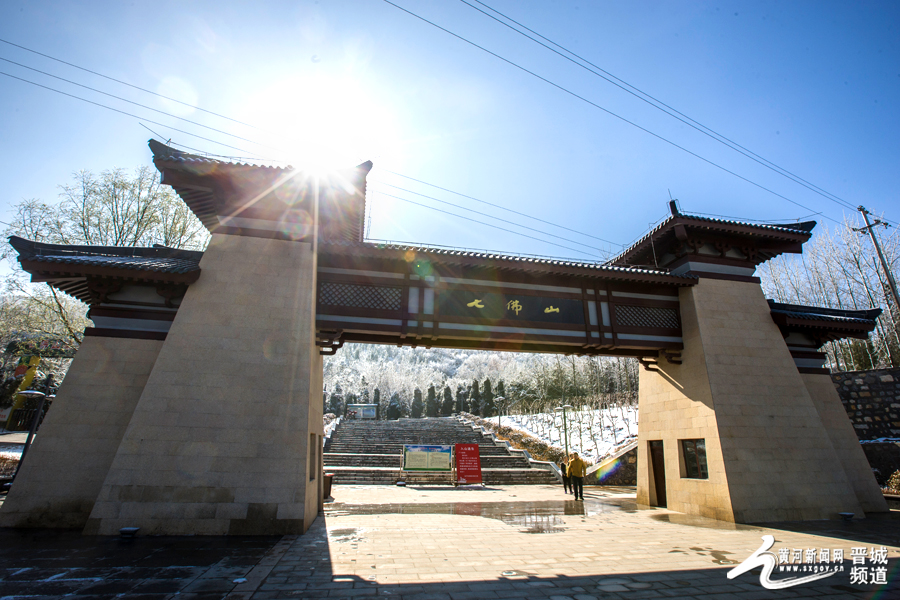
[567,452,587,501]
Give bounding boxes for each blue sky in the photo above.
[1,1,898,261]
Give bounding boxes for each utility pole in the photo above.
[855,206,900,314]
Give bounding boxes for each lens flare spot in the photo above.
[592,460,621,484]
[412,260,433,277]
[279,209,313,240]
[263,332,292,363]
[274,178,312,207]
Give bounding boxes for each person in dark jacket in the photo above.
[559,455,572,495]
[567,452,587,501]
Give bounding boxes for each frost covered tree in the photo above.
[441,385,454,416]
[2,166,209,350]
[425,384,439,417]
[482,378,495,416]
[456,384,468,413]
[411,388,424,418]
[387,392,402,420]
[470,380,481,416]
[328,384,344,416]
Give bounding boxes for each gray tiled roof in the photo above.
[611,212,816,266]
[9,236,202,275]
[23,253,200,274]
[148,139,290,171]
[320,240,697,284]
[768,300,881,325]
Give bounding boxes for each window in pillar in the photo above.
[681,438,708,479]
[309,433,316,481]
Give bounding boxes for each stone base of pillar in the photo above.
[84,234,323,535]
[637,278,868,522]
[0,336,163,529]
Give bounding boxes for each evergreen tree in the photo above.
[361,388,370,403]
[328,384,344,416]
[482,378,495,416]
[387,392,402,420]
[441,385,454,416]
[455,384,468,413]
[470,380,481,416]
[411,388,424,418]
[425,384,439,417]
[373,388,381,404]
[496,380,505,398]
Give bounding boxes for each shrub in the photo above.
[0,455,18,478]
[461,412,577,464]
[885,470,900,494]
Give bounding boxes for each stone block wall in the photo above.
[85,234,323,536]
[831,368,900,440]
[0,337,163,529]
[638,277,867,522]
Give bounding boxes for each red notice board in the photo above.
[455,443,482,485]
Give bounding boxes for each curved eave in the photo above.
[612,215,815,267]
[20,258,201,285]
[318,244,697,287]
[770,313,876,340]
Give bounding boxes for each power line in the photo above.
[137,123,277,164]
[1,45,632,247]
[0,37,257,129]
[382,0,846,227]
[4,35,854,248]
[3,66,615,252]
[4,62,614,251]
[0,56,275,152]
[371,189,605,259]
[377,170,623,246]
[463,0,865,217]
[365,237,603,263]
[370,181,613,253]
[0,70,266,158]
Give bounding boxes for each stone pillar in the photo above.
[801,373,888,513]
[85,233,323,535]
[637,277,865,522]
[0,336,163,528]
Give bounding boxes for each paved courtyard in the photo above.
[1,484,899,599]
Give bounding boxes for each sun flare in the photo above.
[238,74,399,173]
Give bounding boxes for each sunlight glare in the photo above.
[239,74,400,173]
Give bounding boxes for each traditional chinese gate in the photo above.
[0,140,886,534]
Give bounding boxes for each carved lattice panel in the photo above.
[615,305,680,330]
[319,282,402,311]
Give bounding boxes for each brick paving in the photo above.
[2,484,900,599]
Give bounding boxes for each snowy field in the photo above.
[498,406,638,465]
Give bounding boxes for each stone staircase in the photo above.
[324,417,558,485]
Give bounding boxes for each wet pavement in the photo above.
[1,484,900,599]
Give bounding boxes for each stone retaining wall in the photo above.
[832,367,900,440]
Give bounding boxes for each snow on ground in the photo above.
[499,406,638,465]
[324,415,341,439]
[0,443,22,459]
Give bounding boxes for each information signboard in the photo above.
[455,443,482,485]
[402,445,452,471]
